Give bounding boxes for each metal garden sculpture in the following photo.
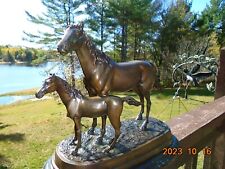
[35,74,140,154]
[172,54,218,99]
[57,23,157,131]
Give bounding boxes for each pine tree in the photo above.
[127,0,162,60]
[199,0,225,46]
[107,0,130,61]
[151,0,194,86]
[24,0,84,87]
[85,0,111,52]
[24,0,83,47]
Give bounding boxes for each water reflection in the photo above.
[0,95,34,105]
[0,62,82,95]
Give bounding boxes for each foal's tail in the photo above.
[122,96,141,106]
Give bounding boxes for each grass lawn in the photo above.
[0,89,38,97]
[0,88,214,169]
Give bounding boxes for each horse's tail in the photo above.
[122,96,141,106]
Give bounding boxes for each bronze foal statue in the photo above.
[35,74,140,153]
[57,23,157,131]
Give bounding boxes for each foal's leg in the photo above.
[135,89,145,120]
[141,91,151,131]
[97,115,107,144]
[73,118,82,155]
[104,108,121,152]
[107,119,121,152]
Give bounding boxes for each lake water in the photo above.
[0,62,82,104]
[0,95,33,105]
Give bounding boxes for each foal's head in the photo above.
[35,74,57,98]
[57,23,84,54]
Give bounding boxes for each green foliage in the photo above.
[23,0,224,86]
[85,0,111,52]
[105,0,162,61]
[3,51,15,63]
[198,0,225,46]
[0,45,53,65]
[24,0,84,48]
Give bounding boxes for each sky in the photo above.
[0,0,210,48]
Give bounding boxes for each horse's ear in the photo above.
[79,22,84,31]
[49,73,55,77]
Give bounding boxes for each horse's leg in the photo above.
[135,89,144,120]
[97,115,107,144]
[72,117,81,155]
[88,118,97,135]
[141,91,151,131]
[70,122,77,145]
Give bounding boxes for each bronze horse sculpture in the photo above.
[35,74,140,153]
[57,23,157,131]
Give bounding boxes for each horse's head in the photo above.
[57,23,84,54]
[35,74,57,98]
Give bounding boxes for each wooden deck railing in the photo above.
[162,48,225,169]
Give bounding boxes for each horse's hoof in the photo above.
[103,147,111,153]
[96,137,103,145]
[109,138,114,145]
[71,150,78,156]
[136,114,143,120]
[69,140,77,146]
[140,123,148,131]
[87,127,95,135]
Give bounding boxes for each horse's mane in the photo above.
[83,33,113,65]
[70,24,113,65]
[55,76,83,99]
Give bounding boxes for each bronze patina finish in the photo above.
[35,74,140,154]
[57,23,157,131]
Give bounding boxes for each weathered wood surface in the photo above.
[163,47,225,169]
[162,96,225,169]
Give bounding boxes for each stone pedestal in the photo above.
[43,118,176,169]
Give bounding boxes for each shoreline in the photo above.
[0,59,59,66]
[0,88,38,97]
[0,88,52,106]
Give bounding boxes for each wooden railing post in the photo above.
[213,47,225,169]
[185,155,198,169]
[215,47,225,99]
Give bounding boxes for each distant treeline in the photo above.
[0,45,56,65]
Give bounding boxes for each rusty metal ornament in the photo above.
[57,23,157,131]
[35,74,141,154]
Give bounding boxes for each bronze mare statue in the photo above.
[35,74,140,153]
[57,23,157,131]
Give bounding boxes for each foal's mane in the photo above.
[55,75,82,99]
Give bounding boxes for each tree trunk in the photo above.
[121,23,128,62]
[133,24,137,60]
[113,29,116,59]
[100,2,104,52]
